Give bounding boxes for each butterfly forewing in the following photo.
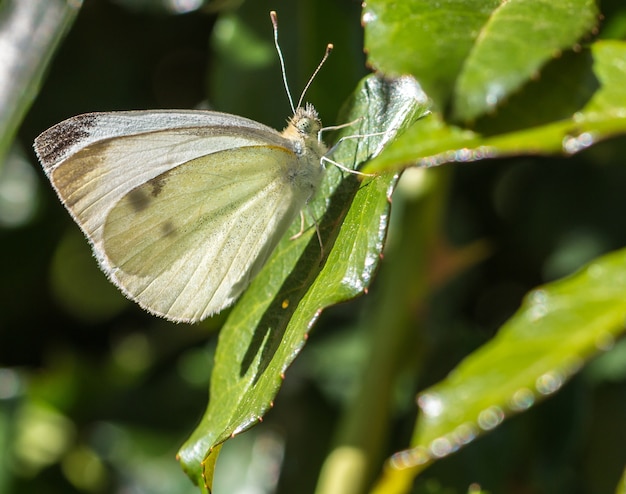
[37,112,288,243]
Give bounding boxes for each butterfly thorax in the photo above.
[280,103,327,196]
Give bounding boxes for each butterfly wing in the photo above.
[35,111,314,322]
[102,145,309,322]
[35,110,287,240]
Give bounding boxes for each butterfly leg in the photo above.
[289,208,324,259]
[289,210,306,240]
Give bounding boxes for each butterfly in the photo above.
[34,12,354,324]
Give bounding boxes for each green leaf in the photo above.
[364,40,626,174]
[453,0,599,121]
[373,247,626,494]
[362,0,599,121]
[363,0,502,113]
[177,75,430,492]
[0,0,80,166]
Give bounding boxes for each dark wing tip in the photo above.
[34,113,98,168]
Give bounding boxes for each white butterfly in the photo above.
[34,12,347,324]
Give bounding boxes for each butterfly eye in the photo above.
[297,118,313,134]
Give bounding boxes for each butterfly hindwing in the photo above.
[103,145,306,322]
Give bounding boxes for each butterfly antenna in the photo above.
[296,43,333,111]
[270,11,295,114]
[271,11,333,113]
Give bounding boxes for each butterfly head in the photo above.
[282,103,322,143]
[289,104,322,137]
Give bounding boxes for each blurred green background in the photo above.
[2,0,626,493]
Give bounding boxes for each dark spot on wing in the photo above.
[127,188,151,212]
[148,175,167,197]
[34,114,98,165]
[162,221,175,237]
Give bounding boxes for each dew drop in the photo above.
[448,147,494,163]
[562,132,594,154]
[430,436,454,458]
[536,371,564,395]
[527,289,549,321]
[418,393,444,417]
[509,387,535,411]
[529,289,548,304]
[455,148,473,162]
[452,423,477,445]
[485,83,505,108]
[477,406,504,430]
[474,146,495,160]
[528,304,548,321]
[390,446,430,468]
[362,11,377,24]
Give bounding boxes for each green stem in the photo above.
[315,166,450,494]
